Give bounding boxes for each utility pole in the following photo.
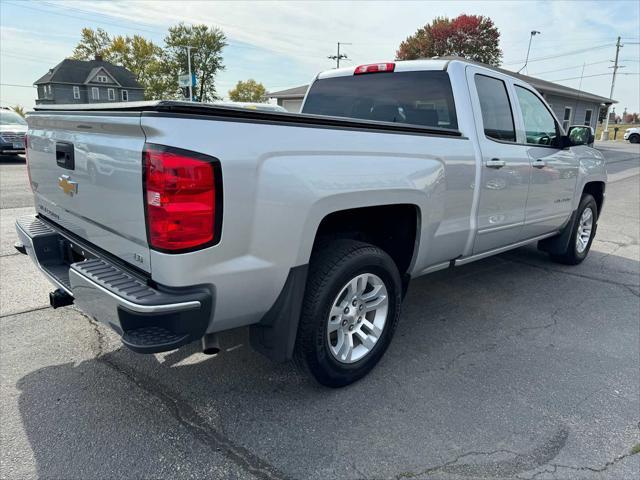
[328,42,351,69]
[184,46,196,102]
[601,36,623,140]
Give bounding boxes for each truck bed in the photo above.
[33,100,463,138]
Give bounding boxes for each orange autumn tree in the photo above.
[396,14,502,66]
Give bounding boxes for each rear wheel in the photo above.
[629,134,640,144]
[549,193,598,265]
[294,240,402,387]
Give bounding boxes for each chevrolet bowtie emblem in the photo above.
[58,175,78,196]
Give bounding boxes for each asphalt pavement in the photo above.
[1,143,639,480]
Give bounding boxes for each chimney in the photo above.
[94,54,103,62]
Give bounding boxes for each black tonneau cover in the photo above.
[32,100,463,138]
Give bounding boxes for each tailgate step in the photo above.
[122,327,190,353]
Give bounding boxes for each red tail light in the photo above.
[143,144,222,253]
[354,63,395,75]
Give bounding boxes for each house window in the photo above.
[108,88,115,101]
[121,90,128,101]
[73,86,80,100]
[97,75,108,83]
[92,87,99,100]
[584,109,593,126]
[562,107,572,131]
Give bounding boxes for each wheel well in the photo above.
[583,181,604,218]
[313,204,419,275]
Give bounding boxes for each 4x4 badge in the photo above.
[58,175,78,196]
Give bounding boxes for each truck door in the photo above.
[466,67,531,253]
[511,85,579,238]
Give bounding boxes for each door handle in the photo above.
[532,159,546,169]
[486,158,506,169]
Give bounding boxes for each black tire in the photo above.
[294,239,402,387]
[629,134,640,144]
[550,194,598,265]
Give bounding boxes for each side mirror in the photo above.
[567,125,595,147]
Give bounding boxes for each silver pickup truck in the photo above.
[16,58,606,387]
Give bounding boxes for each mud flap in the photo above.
[249,265,308,363]
[537,209,580,255]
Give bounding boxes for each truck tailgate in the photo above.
[27,112,150,272]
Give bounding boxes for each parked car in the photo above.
[16,58,606,387]
[0,109,27,156]
[623,127,640,143]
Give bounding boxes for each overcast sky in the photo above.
[1,0,639,113]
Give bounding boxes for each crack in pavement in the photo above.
[504,257,640,296]
[0,305,49,319]
[85,318,292,480]
[396,429,571,479]
[515,308,560,336]
[444,343,499,370]
[523,448,639,479]
[550,449,638,473]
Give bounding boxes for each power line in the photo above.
[1,52,60,64]
[10,0,330,57]
[3,0,323,58]
[549,72,639,82]
[529,59,611,76]
[502,44,613,66]
[0,83,35,88]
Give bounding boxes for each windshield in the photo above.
[0,111,27,126]
[302,70,458,130]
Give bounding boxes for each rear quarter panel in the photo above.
[141,114,476,331]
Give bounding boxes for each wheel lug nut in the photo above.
[358,317,362,322]
[348,325,354,331]
[359,304,364,311]
[343,307,349,314]
[342,319,348,326]
[352,299,357,306]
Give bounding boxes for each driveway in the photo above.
[1,148,638,480]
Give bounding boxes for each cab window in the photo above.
[302,71,458,130]
[474,74,516,142]
[515,86,561,147]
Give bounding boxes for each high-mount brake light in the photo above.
[354,63,395,75]
[143,144,222,253]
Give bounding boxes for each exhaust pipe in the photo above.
[201,333,221,355]
[49,288,74,309]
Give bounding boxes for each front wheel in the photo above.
[549,193,598,265]
[294,240,402,387]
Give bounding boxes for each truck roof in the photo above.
[317,56,616,105]
[317,59,450,80]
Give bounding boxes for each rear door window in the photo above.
[474,74,516,142]
[302,71,458,130]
